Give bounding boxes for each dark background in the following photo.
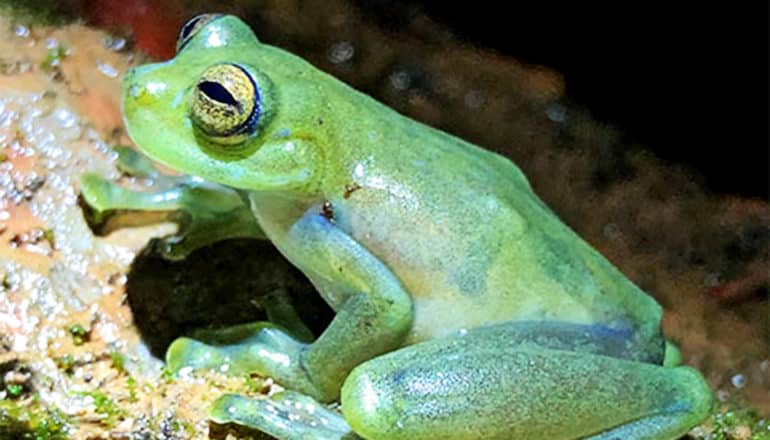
[363,2,769,199]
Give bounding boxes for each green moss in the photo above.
[67,324,89,346]
[5,383,23,398]
[75,391,126,428]
[126,376,137,403]
[41,44,69,75]
[109,351,126,374]
[42,229,56,250]
[163,418,194,437]
[53,355,75,375]
[159,366,175,382]
[690,403,770,440]
[244,374,268,394]
[0,399,70,440]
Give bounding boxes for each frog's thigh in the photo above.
[341,329,712,440]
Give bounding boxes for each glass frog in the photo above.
[81,14,712,440]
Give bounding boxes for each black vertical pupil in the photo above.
[198,81,239,107]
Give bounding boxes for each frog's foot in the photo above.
[81,149,264,260]
[80,173,182,221]
[80,173,199,259]
[81,175,262,259]
[150,184,264,260]
[166,321,321,397]
[81,146,179,212]
[209,391,358,440]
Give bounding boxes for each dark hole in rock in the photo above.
[127,238,333,357]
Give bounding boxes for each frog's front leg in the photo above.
[340,322,712,440]
[167,209,413,434]
[81,148,264,259]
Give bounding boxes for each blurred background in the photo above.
[16,0,767,197]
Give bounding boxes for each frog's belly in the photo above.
[353,221,645,345]
[338,183,652,345]
[398,265,604,345]
[347,218,635,344]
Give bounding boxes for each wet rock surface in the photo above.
[0,16,273,439]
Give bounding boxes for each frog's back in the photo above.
[289,53,663,350]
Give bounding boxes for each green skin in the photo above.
[81,15,712,440]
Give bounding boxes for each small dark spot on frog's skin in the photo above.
[391,369,407,385]
[317,117,324,125]
[344,182,362,199]
[321,201,334,220]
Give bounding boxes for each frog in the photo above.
[80,13,712,440]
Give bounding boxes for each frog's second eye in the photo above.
[190,64,260,144]
[176,13,223,52]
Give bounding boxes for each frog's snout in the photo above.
[126,83,140,99]
[123,67,143,100]
[123,64,173,102]
[123,67,141,93]
[124,80,171,108]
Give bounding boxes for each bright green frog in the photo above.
[81,14,712,440]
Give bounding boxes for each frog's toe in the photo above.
[113,146,160,178]
[210,392,355,440]
[663,339,683,367]
[80,173,123,213]
[166,337,232,375]
[165,326,319,396]
[166,336,262,376]
[81,173,185,214]
[150,235,195,261]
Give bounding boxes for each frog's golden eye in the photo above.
[177,13,222,52]
[190,63,260,144]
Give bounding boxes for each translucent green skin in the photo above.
[110,15,711,440]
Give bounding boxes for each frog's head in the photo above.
[123,14,329,194]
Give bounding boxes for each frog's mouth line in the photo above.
[191,126,263,163]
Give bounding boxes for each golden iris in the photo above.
[190,64,258,143]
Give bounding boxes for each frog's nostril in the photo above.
[127,83,141,98]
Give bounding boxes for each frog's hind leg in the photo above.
[183,319,358,439]
[340,322,713,440]
[166,292,316,377]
